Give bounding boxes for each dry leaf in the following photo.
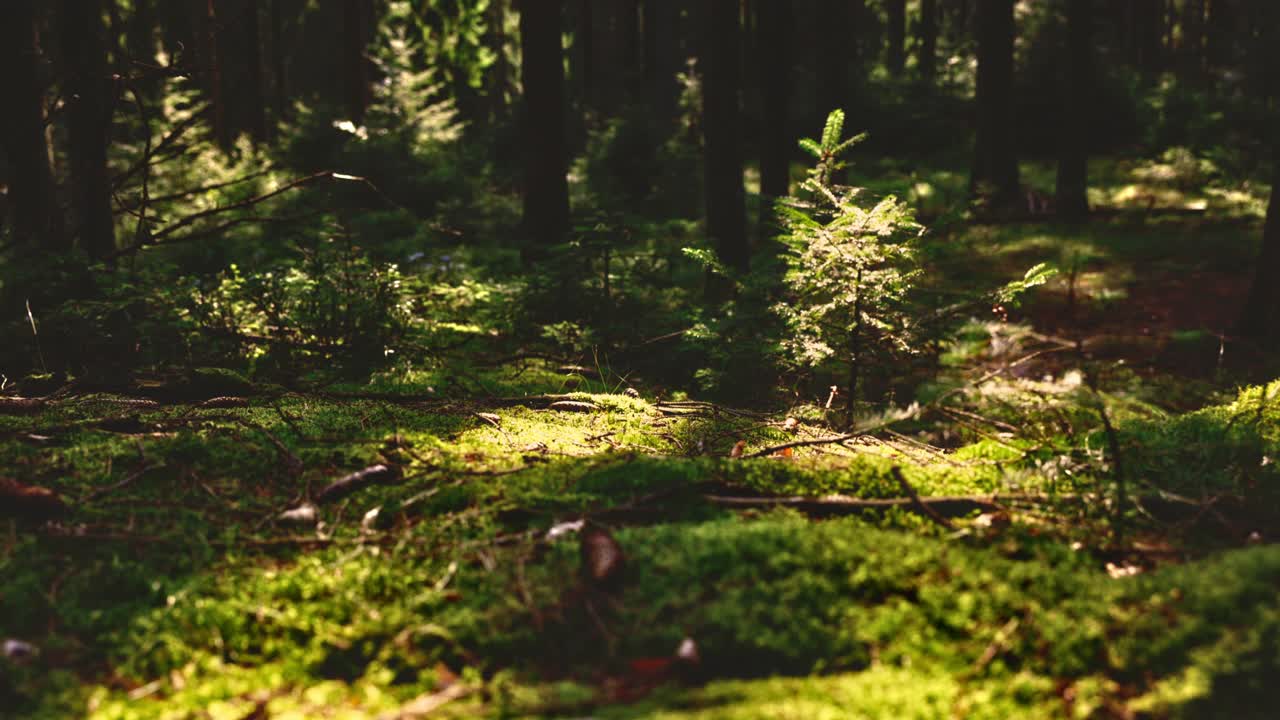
[729,441,746,458]
[783,417,799,433]
[546,519,584,541]
[278,503,319,526]
[475,412,501,427]
[581,524,626,590]
[773,447,794,458]
[1105,562,1142,579]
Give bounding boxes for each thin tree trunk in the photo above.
[919,0,938,82]
[817,0,851,118]
[886,0,906,76]
[59,0,117,261]
[1056,0,1091,219]
[589,0,622,117]
[0,1,66,253]
[342,0,370,124]
[519,0,571,253]
[270,0,289,130]
[970,0,1020,208]
[1238,150,1280,340]
[1136,0,1163,82]
[203,0,228,148]
[643,0,680,135]
[758,0,791,230]
[699,0,748,282]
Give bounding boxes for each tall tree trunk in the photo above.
[518,0,570,253]
[1136,0,1163,82]
[699,0,748,280]
[918,0,938,82]
[1238,150,1280,339]
[643,0,680,135]
[1180,0,1206,81]
[484,0,514,125]
[202,0,228,148]
[124,0,158,94]
[269,0,289,131]
[589,0,623,118]
[59,0,117,262]
[1056,0,1091,219]
[0,1,65,253]
[216,0,267,146]
[758,0,791,229]
[886,0,906,76]
[970,0,1019,208]
[817,0,851,119]
[342,0,370,124]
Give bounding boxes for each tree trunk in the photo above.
[1238,151,1280,340]
[970,0,1020,208]
[588,0,623,118]
[758,0,791,230]
[918,0,938,82]
[219,0,268,145]
[643,0,681,135]
[269,0,289,131]
[817,0,851,119]
[886,0,906,76]
[1180,0,1206,81]
[1055,0,1091,220]
[1136,0,1163,82]
[342,0,370,124]
[518,0,571,253]
[0,1,66,253]
[699,0,748,281]
[59,0,117,262]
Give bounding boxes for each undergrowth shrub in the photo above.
[190,239,414,372]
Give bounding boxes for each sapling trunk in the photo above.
[846,266,864,429]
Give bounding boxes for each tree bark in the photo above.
[1238,150,1280,340]
[817,0,851,119]
[0,1,66,253]
[1136,0,1163,82]
[758,0,791,230]
[642,0,681,135]
[699,0,748,280]
[886,0,906,76]
[519,0,571,253]
[588,0,623,117]
[970,0,1020,209]
[59,0,117,261]
[219,0,268,146]
[918,0,938,82]
[342,0,370,124]
[1055,0,1091,220]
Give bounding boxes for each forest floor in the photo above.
[4,165,1280,718]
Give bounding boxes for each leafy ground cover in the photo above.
[3,352,1279,718]
[3,150,1277,718]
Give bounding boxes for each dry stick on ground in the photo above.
[703,493,1021,518]
[891,466,956,530]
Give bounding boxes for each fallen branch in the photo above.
[704,493,1026,517]
[314,464,403,505]
[891,466,955,530]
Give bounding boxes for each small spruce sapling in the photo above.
[774,110,922,427]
